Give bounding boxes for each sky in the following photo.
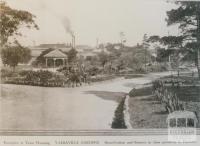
[5,0,179,47]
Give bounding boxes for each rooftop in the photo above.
[44,49,67,58]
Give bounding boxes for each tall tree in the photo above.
[142,34,150,71]
[165,1,200,78]
[67,48,78,63]
[1,42,31,68]
[147,35,184,63]
[0,1,38,46]
[98,52,109,70]
[0,1,38,68]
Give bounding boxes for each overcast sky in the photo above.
[5,0,179,47]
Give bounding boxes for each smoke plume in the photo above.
[61,17,75,48]
[62,17,74,36]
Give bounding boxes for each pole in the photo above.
[143,34,148,72]
[53,58,56,68]
[145,46,147,71]
[74,35,75,48]
[197,3,200,79]
[46,58,48,67]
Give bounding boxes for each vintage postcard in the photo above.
[0,0,200,145]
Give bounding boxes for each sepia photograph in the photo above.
[0,0,200,143]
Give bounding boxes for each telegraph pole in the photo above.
[197,2,200,79]
[143,34,148,72]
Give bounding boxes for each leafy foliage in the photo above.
[166,2,199,36]
[166,2,200,78]
[0,1,38,46]
[111,97,127,129]
[152,80,184,113]
[32,48,54,66]
[0,68,19,78]
[147,2,200,78]
[20,70,53,83]
[147,35,184,48]
[67,48,78,63]
[1,43,31,68]
[5,70,64,87]
[0,1,38,69]
[98,52,109,68]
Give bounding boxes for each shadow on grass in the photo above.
[153,111,168,115]
[84,91,126,103]
[139,95,156,101]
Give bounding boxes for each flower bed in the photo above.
[3,70,66,87]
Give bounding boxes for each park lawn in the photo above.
[128,95,168,128]
[128,85,200,128]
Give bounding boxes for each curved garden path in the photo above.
[0,71,176,130]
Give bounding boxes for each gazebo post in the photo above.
[65,59,67,66]
[53,58,56,68]
[62,58,65,66]
[46,58,48,67]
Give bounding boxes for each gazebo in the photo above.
[44,49,68,67]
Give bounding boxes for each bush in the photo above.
[147,64,168,72]
[134,68,147,74]
[1,44,31,68]
[152,80,184,113]
[111,97,127,129]
[19,70,53,83]
[152,80,163,91]
[86,66,101,76]
[4,70,65,87]
[1,69,19,78]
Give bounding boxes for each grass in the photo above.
[129,86,152,97]
[128,73,200,128]
[160,73,199,85]
[129,95,168,128]
[169,85,200,102]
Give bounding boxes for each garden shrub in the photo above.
[86,66,101,76]
[4,70,64,87]
[152,80,184,113]
[111,97,127,129]
[1,69,19,78]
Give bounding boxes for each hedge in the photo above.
[111,97,127,129]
